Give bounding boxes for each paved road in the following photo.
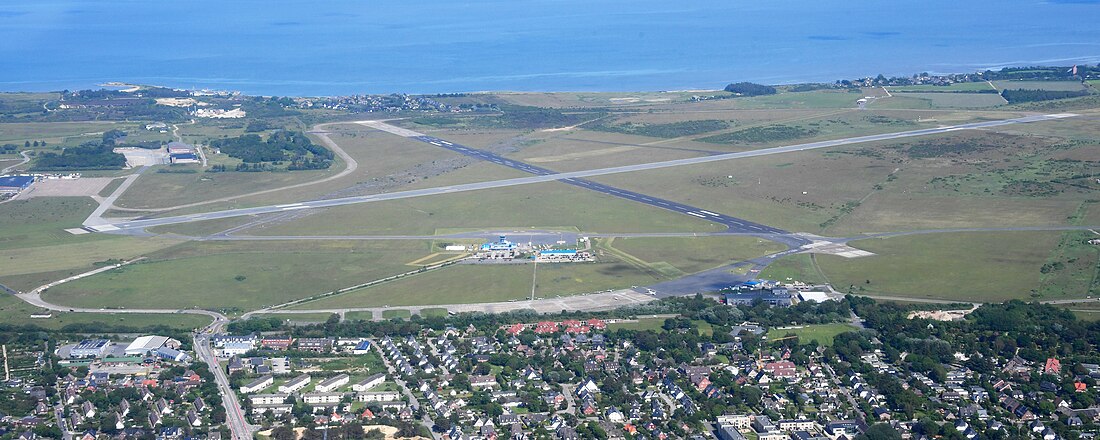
[86,113,1076,233]
[83,166,148,226]
[194,329,258,440]
[1,150,31,174]
[104,121,360,213]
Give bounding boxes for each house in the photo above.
[357,391,401,403]
[352,340,372,354]
[314,374,350,393]
[279,374,311,393]
[352,374,386,392]
[1044,358,1061,375]
[303,392,343,405]
[260,336,293,350]
[470,375,498,389]
[240,376,273,394]
[297,338,333,353]
[250,394,289,406]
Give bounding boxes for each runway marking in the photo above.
[687,212,707,218]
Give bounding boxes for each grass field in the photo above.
[888,83,996,92]
[0,293,212,330]
[758,254,828,285]
[0,197,115,250]
[0,121,131,146]
[382,309,412,320]
[817,231,1070,302]
[420,307,449,318]
[604,236,786,278]
[880,93,1007,109]
[766,323,855,346]
[607,316,671,332]
[42,240,436,311]
[251,180,723,236]
[992,81,1087,91]
[290,260,658,310]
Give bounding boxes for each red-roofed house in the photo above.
[1044,358,1061,375]
[535,322,558,334]
[506,324,525,335]
[587,319,607,330]
[764,361,797,379]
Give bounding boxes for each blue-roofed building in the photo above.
[155,347,192,363]
[476,235,520,259]
[0,175,34,194]
[352,340,372,355]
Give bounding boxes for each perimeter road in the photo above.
[85,113,1076,232]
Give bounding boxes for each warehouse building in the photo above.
[125,335,172,356]
[0,175,34,194]
[69,339,112,358]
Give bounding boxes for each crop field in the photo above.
[41,240,437,311]
[250,180,722,237]
[604,236,785,277]
[766,323,855,346]
[817,231,1068,302]
[0,294,212,330]
[993,81,1088,91]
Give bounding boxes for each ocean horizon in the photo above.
[1,0,1098,96]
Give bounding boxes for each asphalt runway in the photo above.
[411,134,784,234]
[85,113,1076,233]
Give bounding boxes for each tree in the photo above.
[271,425,296,440]
[856,423,902,440]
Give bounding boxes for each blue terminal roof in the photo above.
[0,175,34,188]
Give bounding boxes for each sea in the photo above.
[1,0,1099,96]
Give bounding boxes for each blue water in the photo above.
[1,0,1098,96]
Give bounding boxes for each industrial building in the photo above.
[0,175,34,194]
[125,335,172,356]
[69,339,111,358]
[166,142,200,164]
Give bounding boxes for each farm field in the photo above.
[766,323,856,346]
[815,231,1071,303]
[41,240,436,311]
